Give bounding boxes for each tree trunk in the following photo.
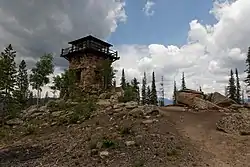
[36,89,39,106]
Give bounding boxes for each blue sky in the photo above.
[110,0,217,47]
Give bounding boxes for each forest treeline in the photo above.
[1,44,250,119]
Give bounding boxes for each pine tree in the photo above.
[30,53,54,105]
[0,44,17,114]
[173,81,177,104]
[120,68,126,90]
[159,76,164,106]
[181,72,186,90]
[244,47,250,86]
[241,89,245,104]
[150,71,158,105]
[228,69,236,101]
[27,91,34,107]
[146,85,151,104]
[199,86,202,92]
[141,72,147,105]
[113,79,116,87]
[235,68,241,104]
[44,91,49,104]
[131,77,140,104]
[16,60,29,108]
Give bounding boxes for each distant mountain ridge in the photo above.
[164,98,173,105]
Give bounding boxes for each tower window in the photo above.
[76,70,81,82]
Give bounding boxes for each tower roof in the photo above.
[68,35,113,47]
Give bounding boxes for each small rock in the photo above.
[90,149,98,156]
[97,99,111,107]
[125,141,136,146]
[51,111,64,117]
[113,103,125,109]
[125,101,138,109]
[51,122,57,126]
[142,105,160,116]
[96,127,102,130]
[29,112,43,118]
[96,142,103,149]
[142,119,154,124]
[99,151,109,158]
[114,108,123,112]
[6,118,23,125]
[129,107,143,117]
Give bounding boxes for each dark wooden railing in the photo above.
[61,40,118,59]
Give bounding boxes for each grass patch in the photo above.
[119,126,133,136]
[102,137,116,149]
[24,124,37,136]
[133,159,145,167]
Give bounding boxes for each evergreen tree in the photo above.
[141,72,147,105]
[146,85,151,104]
[0,44,17,114]
[119,84,134,103]
[244,47,250,86]
[241,89,245,104]
[235,68,241,104]
[150,71,158,105]
[16,60,29,108]
[173,81,177,104]
[30,53,54,105]
[113,79,116,87]
[120,68,126,90]
[159,76,165,106]
[228,69,236,101]
[28,91,34,106]
[44,91,49,104]
[131,77,140,104]
[181,72,186,90]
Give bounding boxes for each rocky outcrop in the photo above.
[175,90,247,113]
[176,91,221,110]
[210,92,236,107]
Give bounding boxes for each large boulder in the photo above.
[176,90,204,105]
[210,92,236,107]
[176,91,220,110]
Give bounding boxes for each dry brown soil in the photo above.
[160,107,250,167]
[0,107,249,167]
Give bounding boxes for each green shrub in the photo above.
[118,86,136,103]
[102,139,116,148]
[24,124,37,135]
[47,99,67,112]
[68,99,97,124]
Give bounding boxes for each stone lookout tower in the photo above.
[61,35,119,93]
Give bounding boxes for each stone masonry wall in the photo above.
[69,53,112,93]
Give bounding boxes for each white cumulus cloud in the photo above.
[143,0,155,16]
[115,0,250,99]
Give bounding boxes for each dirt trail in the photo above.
[160,108,250,167]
